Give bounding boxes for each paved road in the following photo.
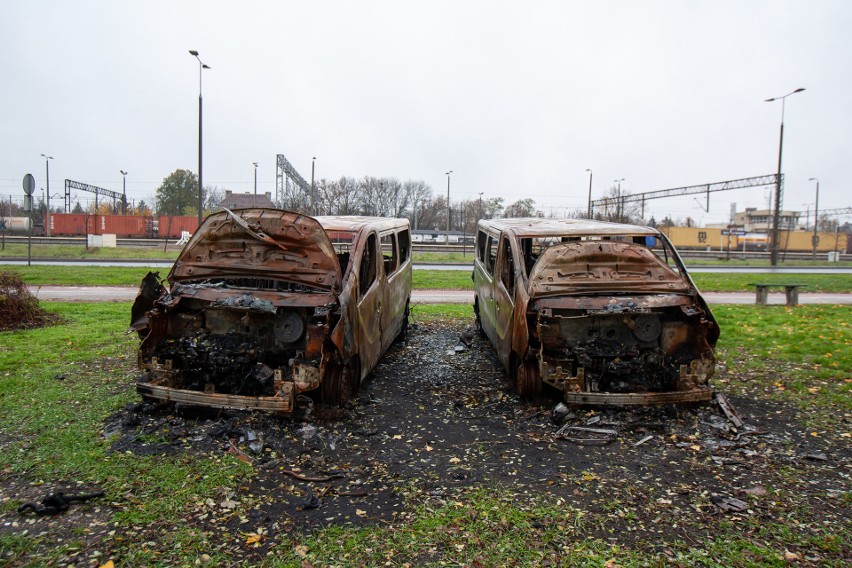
[28,286,852,305]
[6,259,852,274]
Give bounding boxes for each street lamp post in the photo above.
[253,162,258,207]
[445,171,453,244]
[478,192,484,221]
[808,177,819,259]
[585,168,593,218]
[614,178,625,221]
[311,157,316,215]
[120,170,128,214]
[41,154,53,235]
[189,50,211,225]
[765,87,805,266]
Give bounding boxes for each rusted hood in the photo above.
[168,208,341,293]
[528,241,694,298]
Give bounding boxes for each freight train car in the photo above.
[48,213,155,237]
[0,217,34,234]
[156,216,199,238]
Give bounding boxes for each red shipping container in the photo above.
[157,216,199,238]
[49,213,91,236]
[99,215,150,238]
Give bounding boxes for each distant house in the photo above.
[218,190,276,210]
[732,208,801,232]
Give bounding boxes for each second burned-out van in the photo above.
[473,218,719,405]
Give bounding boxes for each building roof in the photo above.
[218,191,275,210]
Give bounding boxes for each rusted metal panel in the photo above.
[131,208,412,413]
[473,218,719,406]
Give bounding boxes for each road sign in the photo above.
[721,229,747,236]
[23,173,35,195]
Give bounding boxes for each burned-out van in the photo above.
[473,218,719,405]
[130,209,412,413]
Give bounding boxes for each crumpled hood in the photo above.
[527,241,694,298]
[168,208,341,293]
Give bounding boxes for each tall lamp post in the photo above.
[614,178,625,221]
[808,177,819,259]
[310,156,316,214]
[585,168,593,218]
[120,170,128,214]
[189,50,210,225]
[41,154,53,235]
[765,87,805,266]
[445,170,453,244]
[253,162,258,207]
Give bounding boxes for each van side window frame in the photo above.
[486,235,498,276]
[498,236,516,299]
[397,228,411,264]
[380,231,399,276]
[359,232,378,296]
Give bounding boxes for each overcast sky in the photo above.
[2,0,850,226]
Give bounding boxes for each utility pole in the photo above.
[311,157,316,215]
[765,88,805,265]
[445,170,453,244]
[253,162,259,207]
[120,170,128,214]
[41,154,53,235]
[809,177,819,259]
[189,50,210,224]
[585,168,593,218]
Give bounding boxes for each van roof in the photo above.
[315,216,410,232]
[477,217,658,237]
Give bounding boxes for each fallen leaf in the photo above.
[356,509,367,517]
[245,533,262,545]
[99,562,115,568]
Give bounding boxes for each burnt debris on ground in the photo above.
[95,319,850,560]
[0,271,62,331]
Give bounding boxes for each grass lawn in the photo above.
[5,264,852,293]
[1,302,849,565]
[0,243,180,260]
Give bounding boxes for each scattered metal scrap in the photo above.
[555,424,619,445]
[715,393,744,428]
[18,491,104,516]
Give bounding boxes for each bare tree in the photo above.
[504,198,536,218]
[204,185,225,213]
[594,185,641,224]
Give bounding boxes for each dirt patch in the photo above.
[0,271,62,331]
[4,320,849,565]
[107,322,849,551]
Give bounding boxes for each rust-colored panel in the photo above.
[168,209,342,293]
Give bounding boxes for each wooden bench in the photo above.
[748,283,807,306]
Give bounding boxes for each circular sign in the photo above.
[23,174,35,195]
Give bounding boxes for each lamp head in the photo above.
[189,50,199,56]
